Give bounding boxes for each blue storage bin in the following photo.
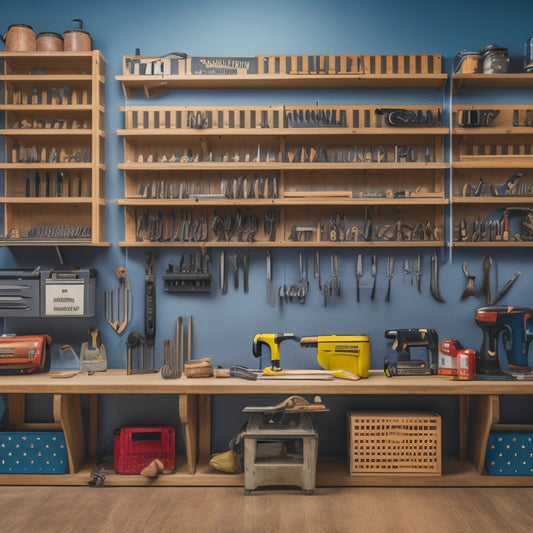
[485,432,533,475]
[0,432,69,474]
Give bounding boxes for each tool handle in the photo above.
[116,266,128,281]
[300,336,319,346]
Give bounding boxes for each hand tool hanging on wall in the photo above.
[145,252,156,369]
[266,251,275,307]
[356,253,362,302]
[314,251,321,290]
[385,256,394,302]
[163,251,211,293]
[104,267,131,334]
[416,253,422,292]
[461,261,477,300]
[430,252,445,303]
[278,253,309,305]
[220,250,227,294]
[480,255,521,305]
[370,254,377,300]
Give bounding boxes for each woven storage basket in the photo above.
[347,411,441,475]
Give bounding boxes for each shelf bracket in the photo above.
[54,246,65,265]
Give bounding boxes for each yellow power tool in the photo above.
[252,333,300,372]
[300,334,371,378]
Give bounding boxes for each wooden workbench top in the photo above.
[1,369,532,395]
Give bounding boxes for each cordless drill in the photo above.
[252,333,300,372]
[474,305,533,378]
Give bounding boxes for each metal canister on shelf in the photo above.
[36,32,63,52]
[481,44,509,74]
[2,24,36,51]
[454,51,483,74]
[457,348,476,380]
[524,36,533,72]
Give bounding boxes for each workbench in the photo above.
[1,369,532,487]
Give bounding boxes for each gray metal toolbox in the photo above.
[0,268,41,317]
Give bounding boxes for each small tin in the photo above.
[482,45,509,74]
[457,348,476,380]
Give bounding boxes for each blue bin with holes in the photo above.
[0,432,69,474]
[485,432,533,475]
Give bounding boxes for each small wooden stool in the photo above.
[243,410,318,494]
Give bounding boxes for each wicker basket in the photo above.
[347,411,441,475]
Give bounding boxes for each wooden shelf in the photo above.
[117,74,448,98]
[118,197,446,207]
[0,51,108,245]
[118,162,448,171]
[452,73,533,94]
[1,371,533,487]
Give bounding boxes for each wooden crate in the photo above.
[347,411,441,475]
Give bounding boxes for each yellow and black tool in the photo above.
[252,333,300,372]
[300,334,371,378]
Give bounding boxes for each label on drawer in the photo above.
[44,283,85,316]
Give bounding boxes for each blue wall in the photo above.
[3,0,533,457]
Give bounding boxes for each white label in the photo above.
[45,284,84,316]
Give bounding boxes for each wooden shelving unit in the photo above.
[451,100,533,246]
[0,51,108,246]
[116,102,448,248]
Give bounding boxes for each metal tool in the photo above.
[145,253,156,369]
[356,254,362,302]
[220,250,227,294]
[385,256,394,302]
[461,261,477,300]
[104,266,131,335]
[125,331,156,375]
[480,255,521,305]
[370,254,377,300]
[314,251,321,290]
[266,251,275,307]
[430,253,445,303]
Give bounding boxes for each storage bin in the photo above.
[0,432,69,474]
[485,432,533,475]
[347,410,441,475]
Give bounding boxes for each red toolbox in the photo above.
[113,426,175,474]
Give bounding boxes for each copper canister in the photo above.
[63,19,92,52]
[36,32,63,52]
[2,24,36,52]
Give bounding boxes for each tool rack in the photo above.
[451,75,533,247]
[0,51,107,246]
[116,103,448,248]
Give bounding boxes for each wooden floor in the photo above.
[1,486,533,532]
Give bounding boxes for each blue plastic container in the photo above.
[0,432,69,474]
[485,432,533,475]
